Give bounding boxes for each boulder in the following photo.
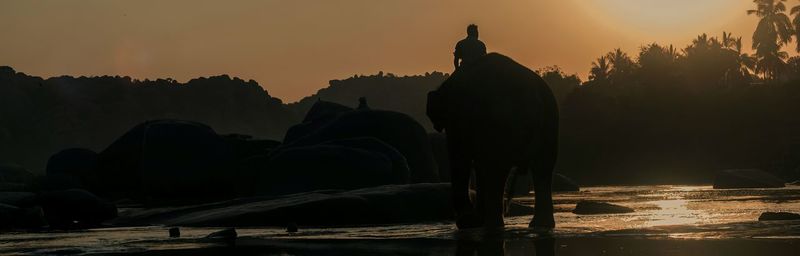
[321,137,411,183]
[0,203,45,229]
[113,183,455,227]
[283,100,439,183]
[758,212,800,221]
[96,120,235,202]
[255,145,398,196]
[713,169,785,189]
[39,189,118,228]
[0,164,34,191]
[45,148,98,185]
[223,134,282,161]
[0,182,28,192]
[572,201,634,215]
[0,192,37,207]
[284,100,354,143]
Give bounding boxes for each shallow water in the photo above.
[2,185,799,255]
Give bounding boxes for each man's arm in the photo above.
[454,55,460,69]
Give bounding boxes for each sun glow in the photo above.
[574,0,753,41]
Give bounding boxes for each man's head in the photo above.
[467,24,479,38]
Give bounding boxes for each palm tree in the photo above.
[606,48,637,85]
[732,37,758,78]
[792,3,800,52]
[747,0,794,80]
[589,55,611,83]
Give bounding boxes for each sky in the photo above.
[0,0,778,102]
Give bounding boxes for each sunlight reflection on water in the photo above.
[2,185,799,255]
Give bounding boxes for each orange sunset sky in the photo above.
[0,0,778,101]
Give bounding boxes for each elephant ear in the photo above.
[426,90,446,133]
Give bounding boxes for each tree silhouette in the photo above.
[748,0,794,80]
[606,48,638,86]
[792,2,800,52]
[588,55,611,85]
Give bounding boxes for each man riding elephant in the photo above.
[453,24,487,70]
[428,53,559,230]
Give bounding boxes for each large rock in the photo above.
[113,183,455,227]
[713,169,785,189]
[572,201,634,215]
[254,145,401,196]
[40,148,98,191]
[46,148,98,181]
[0,192,37,207]
[0,203,45,229]
[0,164,34,191]
[283,100,439,183]
[223,134,282,161]
[39,189,117,228]
[95,120,234,201]
[0,164,34,184]
[321,137,411,183]
[758,212,800,221]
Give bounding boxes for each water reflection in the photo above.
[454,236,554,256]
[2,185,799,255]
[646,199,703,226]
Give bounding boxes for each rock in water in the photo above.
[169,227,181,238]
[206,228,237,240]
[39,189,118,228]
[758,212,800,221]
[0,192,37,207]
[713,169,785,189]
[572,201,634,215]
[0,203,46,229]
[286,222,298,233]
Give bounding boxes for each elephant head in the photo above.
[426,90,446,133]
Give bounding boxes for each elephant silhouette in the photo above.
[427,53,559,229]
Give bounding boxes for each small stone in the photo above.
[169,227,180,238]
[286,222,298,233]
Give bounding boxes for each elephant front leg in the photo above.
[447,133,481,229]
[475,159,511,229]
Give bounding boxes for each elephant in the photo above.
[426,53,559,229]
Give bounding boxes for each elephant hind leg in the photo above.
[528,150,556,229]
[475,158,512,229]
[530,170,555,229]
